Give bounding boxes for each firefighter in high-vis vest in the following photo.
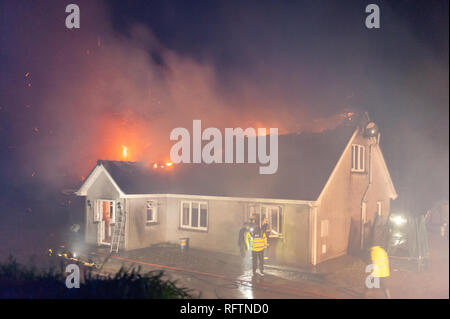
[250,226,267,276]
[370,245,391,299]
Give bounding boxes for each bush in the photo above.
[0,257,191,299]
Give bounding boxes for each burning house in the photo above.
[75,117,397,267]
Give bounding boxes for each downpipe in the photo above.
[360,143,373,249]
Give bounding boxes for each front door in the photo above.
[99,200,114,245]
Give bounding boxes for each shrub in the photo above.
[0,256,191,299]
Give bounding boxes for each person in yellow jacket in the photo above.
[250,226,267,276]
[238,223,252,257]
[370,245,391,299]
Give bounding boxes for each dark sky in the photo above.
[0,0,448,215]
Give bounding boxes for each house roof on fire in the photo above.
[77,121,366,201]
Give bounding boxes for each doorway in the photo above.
[98,200,115,245]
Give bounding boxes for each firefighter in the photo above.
[238,222,251,257]
[261,217,271,237]
[250,226,267,276]
[370,245,391,299]
[249,215,257,234]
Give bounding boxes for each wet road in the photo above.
[92,252,356,299]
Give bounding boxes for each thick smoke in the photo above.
[0,0,350,188]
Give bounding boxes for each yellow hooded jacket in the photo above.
[371,246,390,278]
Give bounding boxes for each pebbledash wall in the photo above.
[125,196,312,267]
[83,170,313,267]
[313,129,396,264]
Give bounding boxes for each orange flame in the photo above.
[121,145,128,159]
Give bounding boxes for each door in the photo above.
[98,200,115,245]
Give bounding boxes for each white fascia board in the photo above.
[317,128,359,203]
[122,193,316,206]
[75,165,103,196]
[75,164,125,197]
[374,145,398,200]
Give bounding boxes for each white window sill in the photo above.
[179,226,208,232]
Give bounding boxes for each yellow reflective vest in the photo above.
[251,233,267,252]
[245,231,252,250]
[371,246,390,278]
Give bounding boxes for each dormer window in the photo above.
[351,144,365,172]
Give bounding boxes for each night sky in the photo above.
[0,0,448,226]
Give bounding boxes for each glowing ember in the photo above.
[151,161,174,169]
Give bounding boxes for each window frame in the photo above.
[248,204,283,237]
[351,144,366,172]
[180,200,208,231]
[146,200,158,224]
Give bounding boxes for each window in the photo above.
[351,144,365,172]
[248,204,283,237]
[180,201,208,231]
[146,200,157,224]
[95,200,115,224]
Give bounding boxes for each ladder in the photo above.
[111,203,126,253]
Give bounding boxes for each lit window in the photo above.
[248,205,283,237]
[146,201,157,224]
[180,201,208,231]
[351,144,365,172]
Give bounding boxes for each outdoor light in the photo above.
[391,232,405,246]
[390,214,407,226]
[363,121,379,138]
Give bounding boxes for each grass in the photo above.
[0,256,192,299]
